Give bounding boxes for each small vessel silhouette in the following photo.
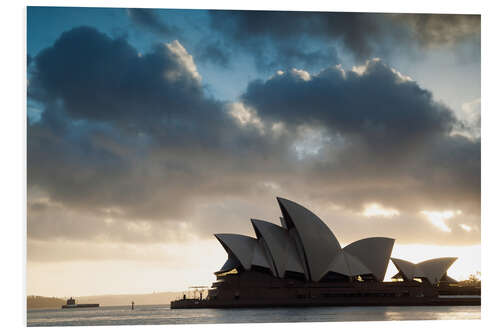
[61,297,99,309]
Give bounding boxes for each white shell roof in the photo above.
[215,234,260,270]
[325,251,372,277]
[343,237,395,281]
[277,197,342,281]
[217,254,240,273]
[417,257,458,284]
[251,219,304,277]
[391,257,457,284]
[285,246,305,275]
[391,258,416,279]
[252,240,272,269]
[212,198,448,284]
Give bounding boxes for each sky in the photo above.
[26,6,481,297]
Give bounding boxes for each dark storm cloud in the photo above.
[126,8,176,36]
[27,26,290,242]
[31,26,202,127]
[208,10,345,69]
[28,26,210,216]
[27,26,479,251]
[253,41,339,72]
[240,60,480,215]
[29,26,263,156]
[243,60,455,154]
[208,11,480,68]
[392,14,481,47]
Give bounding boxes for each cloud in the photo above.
[27,27,480,264]
[452,98,481,139]
[459,224,472,232]
[30,27,203,126]
[421,210,456,232]
[28,27,207,218]
[164,40,202,82]
[27,26,287,243]
[362,203,400,218]
[243,59,456,154]
[240,59,480,216]
[126,8,176,36]
[207,11,343,70]
[391,14,480,48]
[207,11,480,69]
[227,102,265,133]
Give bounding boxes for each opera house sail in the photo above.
[171,198,480,308]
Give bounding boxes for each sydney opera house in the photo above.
[171,198,479,308]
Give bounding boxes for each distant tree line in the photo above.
[458,271,481,287]
[27,295,66,309]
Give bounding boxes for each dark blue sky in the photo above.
[28,7,480,110]
[28,7,265,102]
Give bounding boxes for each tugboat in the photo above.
[61,297,99,309]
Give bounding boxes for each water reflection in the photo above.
[27,305,480,326]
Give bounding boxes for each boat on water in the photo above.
[61,297,99,309]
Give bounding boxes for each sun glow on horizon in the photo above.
[27,236,481,297]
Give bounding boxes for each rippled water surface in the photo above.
[27,304,480,326]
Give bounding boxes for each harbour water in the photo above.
[27,304,480,326]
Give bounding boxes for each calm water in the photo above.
[27,304,480,326]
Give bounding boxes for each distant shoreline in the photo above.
[27,296,65,309]
[27,291,182,309]
[27,303,175,311]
